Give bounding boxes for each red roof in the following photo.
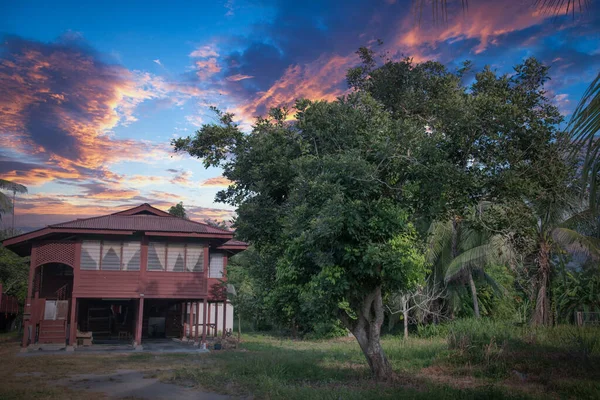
[50,214,231,235]
[2,204,239,252]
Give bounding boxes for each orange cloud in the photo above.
[395,1,562,55]
[232,53,357,125]
[226,74,254,82]
[190,45,219,58]
[195,58,221,79]
[201,176,232,187]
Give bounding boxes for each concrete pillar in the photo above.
[214,301,219,337]
[202,298,207,343]
[222,300,227,338]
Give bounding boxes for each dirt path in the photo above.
[57,369,234,400]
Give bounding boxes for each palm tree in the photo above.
[0,179,28,225]
[427,217,509,319]
[568,72,600,208]
[525,199,600,325]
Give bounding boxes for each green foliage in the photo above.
[554,267,600,323]
[0,179,27,220]
[0,229,28,302]
[167,202,187,218]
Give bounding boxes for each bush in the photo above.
[304,321,348,340]
[416,323,450,339]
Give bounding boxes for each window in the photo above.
[80,240,141,271]
[186,245,204,272]
[122,242,141,271]
[167,244,185,272]
[148,242,166,271]
[101,241,122,270]
[147,243,205,272]
[209,253,224,278]
[81,241,101,270]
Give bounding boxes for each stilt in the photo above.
[214,302,219,337]
[222,300,227,338]
[207,301,211,336]
[202,298,207,343]
[180,301,186,340]
[134,297,144,349]
[195,302,200,343]
[69,296,77,346]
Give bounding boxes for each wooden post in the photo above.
[195,301,200,342]
[207,301,211,336]
[202,298,207,343]
[134,297,144,348]
[69,297,77,346]
[222,300,227,338]
[180,302,186,340]
[214,301,219,337]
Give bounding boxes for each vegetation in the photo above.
[168,201,187,218]
[0,228,28,302]
[172,51,600,381]
[0,327,598,399]
[0,179,27,221]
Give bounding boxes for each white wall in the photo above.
[188,301,234,337]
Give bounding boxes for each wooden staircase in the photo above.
[38,319,67,344]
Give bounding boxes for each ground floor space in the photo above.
[24,296,233,350]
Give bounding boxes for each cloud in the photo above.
[226,74,254,82]
[195,58,221,79]
[201,176,232,187]
[232,53,357,124]
[169,169,194,186]
[190,45,219,58]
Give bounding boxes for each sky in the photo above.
[1,0,599,231]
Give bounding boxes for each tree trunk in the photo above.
[402,294,409,339]
[341,286,393,381]
[532,240,551,326]
[467,270,480,319]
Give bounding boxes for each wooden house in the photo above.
[2,204,247,349]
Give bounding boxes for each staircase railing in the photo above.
[55,283,70,300]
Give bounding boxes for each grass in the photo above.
[0,321,599,399]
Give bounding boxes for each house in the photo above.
[0,283,19,331]
[1,204,247,349]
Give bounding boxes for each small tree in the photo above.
[168,202,187,218]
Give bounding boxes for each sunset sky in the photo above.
[1,0,599,231]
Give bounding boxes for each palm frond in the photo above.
[482,271,506,296]
[0,179,27,194]
[568,72,600,207]
[552,227,600,258]
[426,220,453,263]
[445,235,514,281]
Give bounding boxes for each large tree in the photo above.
[174,96,427,380]
[168,202,187,218]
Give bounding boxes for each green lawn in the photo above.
[1,323,599,399]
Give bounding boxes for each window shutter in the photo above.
[148,242,166,271]
[122,242,141,271]
[101,241,122,270]
[167,244,186,272]
[186,245,204,272]
[80,241,101,270]
[209,253,224,278]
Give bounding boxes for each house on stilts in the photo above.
[1,203,247,350]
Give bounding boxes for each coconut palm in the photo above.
[427,218,510,319]
[0,179,28,221]
[568,72,600,208]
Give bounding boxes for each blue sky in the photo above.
[1,0,599,230]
